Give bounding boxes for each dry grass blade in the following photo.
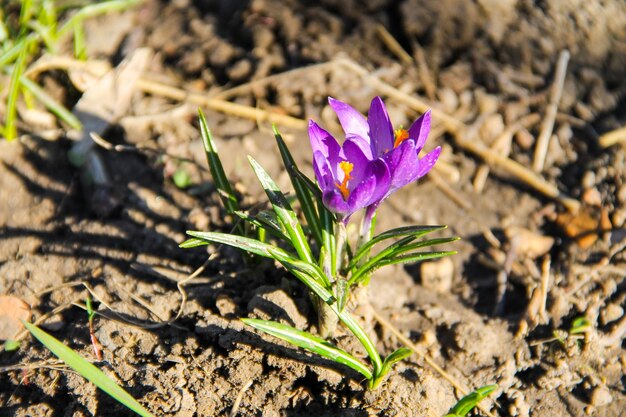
[532,50,570,172]
[135,78,307,130]
[599,125,626,148]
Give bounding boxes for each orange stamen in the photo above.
[335,161,353,200]
[393,128,409,148]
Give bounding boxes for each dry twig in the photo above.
[532,50,570,172]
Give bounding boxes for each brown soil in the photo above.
[1,0,626,416]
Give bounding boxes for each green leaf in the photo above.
[183,230,293,259]
[4,39,29,141]
[351,225,447,269]
[233,210,288,241]
[4,340,21,351]
[352,251,457,284]
[371,347,413,389]
[336,278,349,312]
[267,247,332,297]
[248,156,313,263]
[19,76,82,130]
[197,109,240,218]
[569,316,591,335]
[273,125,323,246]
[242,318,372,381]
[23,322,155,417]
[172,167,193,189]
[349,235,415,284]
[444,384,498,417]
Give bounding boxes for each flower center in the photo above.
[335,161,353,200]
[393,128,409,148]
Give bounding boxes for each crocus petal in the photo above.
[345,134,373,160]
[415,146,441,179]
[323,189,351,215]
[328,97,369,141]
[408,110,431,152]
[368,97,394,157]
[384,139,419,192]
[342,138,371,185]
[347,175,377,213]
[312,151,335,190]
[364,159,391,206]
[308,120,341,166]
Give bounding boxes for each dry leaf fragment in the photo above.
[555,206,609,249]
[505,226,554,259]
[0,295,31,340]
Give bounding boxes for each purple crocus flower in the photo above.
[308,97,440,220]
[328,96,441,202]
[309,120,390,219]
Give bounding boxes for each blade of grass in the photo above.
[23,322,155,417]
[444,384,498,417]
[248,156,313,263]
[57,0,145,39]
[182,230,294,259]
[20,75,82,129]
[273,125,322,246]
[72,21,86,60]
[350,225,447,268]
[4,40,30,141]
[352,251,457,284]
[242,318,372,380]
[197,110,242,232]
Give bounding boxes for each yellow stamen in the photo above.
[335,161,353,200]
[393,128,409,148]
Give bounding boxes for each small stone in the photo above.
[505,227,554,259]
[227,59,252,81]
[420,257,454,293]
[582,187,602,207]
[589,386,612,407]
[611,207,626,228]
[581,171,596,189]
[515,128,535,150]
[617,184,626,204]
[600,303,623,325]
[215,294,237,316]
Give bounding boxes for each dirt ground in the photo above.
[1,0,626,416]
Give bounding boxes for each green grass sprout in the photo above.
[443,384,498,417]
[23,321,155,417]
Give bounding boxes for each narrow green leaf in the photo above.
[349,235,415,285]
[23,322,155,417]
[233,210,288,241]
[73,21,87,60]
[378,347,412,381]
[444,384,498,417]
[569,316,591,335]
[351,225,447,269]
[183,230,293,260]
[20,76,82,129]
[179,237,209,248]
[4,340,20,351]
[352,251,457,284]
[4,40,29,141]
[242,318,372,380]
[197,110,240,215]
[267,247,332,295]
[273,125,322,246]
[336,278,349,312]
[248,156,313,263]
[320,200,336,276]
[58,0,145,38]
